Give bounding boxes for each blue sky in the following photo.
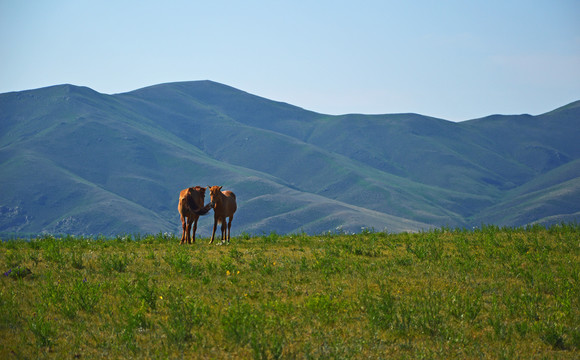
[1,0,579,121]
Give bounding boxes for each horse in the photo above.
[208,186,237,244]
[178,186,212,244]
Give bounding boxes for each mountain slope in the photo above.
[1,81,578,236]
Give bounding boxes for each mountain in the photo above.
[1,81,578,237]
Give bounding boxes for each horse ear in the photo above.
[218,186,223,191]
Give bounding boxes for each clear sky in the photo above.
[1,0,579,121]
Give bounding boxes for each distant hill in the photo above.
[1,81,579,237]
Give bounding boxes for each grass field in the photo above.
[0,224,578,359]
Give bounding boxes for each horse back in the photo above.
[223,190,236,199]
[222,191,237,214]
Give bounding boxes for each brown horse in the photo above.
[208,186,237,244]
[178,186,212,244]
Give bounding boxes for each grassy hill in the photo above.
[1,81,579,236]
[1,226,578,358]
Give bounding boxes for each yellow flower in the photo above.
[236,270,240,275]
[226,270,231,276]
[159,295,163,300]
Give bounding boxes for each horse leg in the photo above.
[209,216,218,244]
[180,215,187,244]
[191,216,199,244]
[227,215,233,243]
[186,217,194,244]
[221,219,226,244]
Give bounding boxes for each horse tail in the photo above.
[195,202,212,216]
[186,196,212,216]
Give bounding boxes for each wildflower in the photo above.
[226,270,231,276]
[159,295,163,300]
[236,270,240,275]
[4,269,11,276]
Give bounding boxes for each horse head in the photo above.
[208,185,222,207]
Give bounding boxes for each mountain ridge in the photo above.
[1,81,579,237]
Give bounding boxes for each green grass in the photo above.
[0,224,578,359]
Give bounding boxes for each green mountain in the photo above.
[1,81,578,236]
